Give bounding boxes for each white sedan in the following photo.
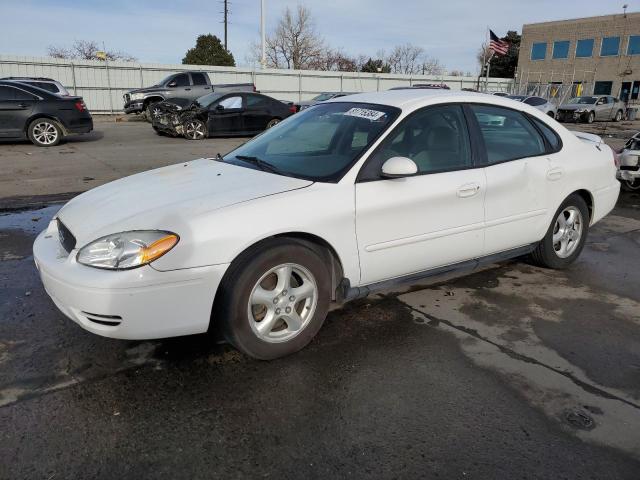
[34,90,620,359]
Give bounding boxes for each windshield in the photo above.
[223,102,401,181]
[507,95,527,102]
[195,92,224,108]
[569,96,597,104]
[312,93,334,102]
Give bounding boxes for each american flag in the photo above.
[489,30,509,56]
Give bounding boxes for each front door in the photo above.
[0,85,36,138]
[355,104,485,285]
[208,95,244,135]
[468,104,554,254]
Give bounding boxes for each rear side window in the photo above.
[531,117,562,152]
[13,88,37,101]
[27,82,58,93]
[470,105,546,164]
[0,86,15,101]
[246,94,269,108]
[191,73,207,86]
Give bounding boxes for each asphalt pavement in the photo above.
[1,121,640,479]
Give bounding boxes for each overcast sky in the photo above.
[0,0,631,72]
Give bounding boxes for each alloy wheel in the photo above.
[32,122,58,145]
[184,120,205,140]
[624,179,640,191]
[267,119,280,129]
[552,206,583,258]
[247,263,318,343]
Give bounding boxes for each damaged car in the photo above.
[617,132,640,191]
[557,95,625,123]
[152,92,295,139]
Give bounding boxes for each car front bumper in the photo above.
[618,168,640,182]
[124,100,145,114]
[33,223,229,340]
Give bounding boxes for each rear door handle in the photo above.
[18,103,29,108]
[204,86,211,89]
[547,167,564,181]
[457,183,481,198]
[184,88,191,91]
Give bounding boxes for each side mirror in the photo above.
[215,104,225,111]
[381,156,418,178]
[167,81,177,88]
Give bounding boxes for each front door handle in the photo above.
[547,167,564,181]
[18,103,29,108]
[457,183,481,198]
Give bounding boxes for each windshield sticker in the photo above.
[344,108,386,121]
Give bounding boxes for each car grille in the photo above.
[57,219,77,253]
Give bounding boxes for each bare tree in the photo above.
[449,70,465,77]
[387,43,425,74]
[421,56,444,75]
[308,48,357,72]
[47,40,136,61]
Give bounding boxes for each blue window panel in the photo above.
[628,35,640,55]
[575,39,594,58]
[531,42,547,60]
[552,41,570,59]
[601,36,620,56]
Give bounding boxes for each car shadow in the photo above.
[0,130,104,146]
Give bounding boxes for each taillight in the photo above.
[74,100,86,112]
[289,104,297,114]
[253,84,257,92]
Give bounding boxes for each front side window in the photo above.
[553,41,570,59]
[172,74,190,87]
[218,96,243,109]
[368,104,472,175]
[531,42,547,60]
[470,105,546,164]
[224,102,399,181]
[601,37,620,56]
[576,38,594,57]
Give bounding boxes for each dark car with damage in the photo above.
[0,80,92,147]
[152,92,296,140]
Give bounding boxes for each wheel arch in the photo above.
[23,114,67,135]
[143,95,165,107]
[209,232,345,331]
[571,189,594,222]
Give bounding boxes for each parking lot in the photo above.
[2,118,640,478]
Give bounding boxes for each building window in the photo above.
[594,81,613,95]
[552,41,570,59]
[601,37,620,56]
[531,42,547,60]
[575,39,594,58]
[628,35,640,55]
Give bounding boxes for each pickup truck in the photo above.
[123,71,255,118]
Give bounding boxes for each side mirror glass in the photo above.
[215,104,225,111]
[381,156,418,178]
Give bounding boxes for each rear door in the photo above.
[208,94,245,135]
[469,104,553,255]
[189,73,211,99]
[595,96,610,120]
[0,85,36,138]
[243,93,273,132]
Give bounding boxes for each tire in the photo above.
[585,111,595,124]
[215,239,331,360]
[27,118,62,147]
[183,119,206,140]
[614,110,623,122]
[266,118,281,129]
[145,101,161,123]
[530,194,589,269]
[621,179,640,192]
[547,111,556,119]
[152,126,166,136]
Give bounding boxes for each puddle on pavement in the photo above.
[0,205,60,261]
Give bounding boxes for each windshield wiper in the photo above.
[235,155,288,176]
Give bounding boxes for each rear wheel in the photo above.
[183,119,206,140]
[27,118,62,147]
[621,179,640,192]
[547,111,556,119]
[614,110,623,122]
[215,239,331,360]
[530,194,589,269]
[266,118,281,129]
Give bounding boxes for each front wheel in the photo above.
[530,194,589,269]
[585,111,595,124]
[621,179,640,192]
[28,118,62,147]
[215,239,331,360]
[183,119,206,140]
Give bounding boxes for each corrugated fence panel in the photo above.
[0,54,513,113]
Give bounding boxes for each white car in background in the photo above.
[507,95,558,118]
[34,90,620,360]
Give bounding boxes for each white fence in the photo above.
[0,54,514,114]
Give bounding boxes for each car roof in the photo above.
[0,76,57,81]
[325,89,512,109]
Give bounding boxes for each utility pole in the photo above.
[261,0,266,68]
[223,0,229,50]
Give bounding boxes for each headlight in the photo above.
[77,231,179,270]
[130,93,144,101]
[575,108,587,113]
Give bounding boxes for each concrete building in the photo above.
[517,12,640,103]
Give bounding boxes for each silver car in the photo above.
[507,95,557,118]
[557,95,625,123]
[617,132,640,192]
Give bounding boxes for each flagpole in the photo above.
[478,27,488,91]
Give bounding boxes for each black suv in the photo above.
[0,81,93,147]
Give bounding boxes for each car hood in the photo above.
[560,103,594,110]
[126,85,166,95]
[57,159,313,247]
